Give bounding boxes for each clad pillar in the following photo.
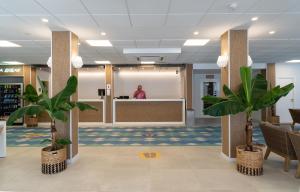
[23,66,37,125]
[51,31,79,160]
[105,65,113,123]
[220,30,248,158]
[185,64,193,110]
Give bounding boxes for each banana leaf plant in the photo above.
[7,76,97,151]
[22,84,42,118]
[202,66,294,151]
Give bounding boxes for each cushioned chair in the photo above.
[260,122,297,172]
[288,132,300,178]
[289,109,300,130]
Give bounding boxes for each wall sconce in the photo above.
[46,55,83,68]
[47,56,52,68]
[247,55,253,66]
[217,55,229,68]
[217,55,253,68]
[71,56,83,68]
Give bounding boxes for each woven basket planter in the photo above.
[41,146,67,174]
[236,145,263,176]
[26,117,38,127]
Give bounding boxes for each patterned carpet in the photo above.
[6,126,269,147]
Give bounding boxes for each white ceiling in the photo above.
[0,0,300,65]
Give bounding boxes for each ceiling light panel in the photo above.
[86,40,112,47]
[123,48,181,54]
[0,40,21,47]
[184,39,210,46]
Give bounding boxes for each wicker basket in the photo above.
[236,145,263,176]
[26,117,38,127]
[41,146,67,174]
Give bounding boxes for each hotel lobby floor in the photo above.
[6,126,266,146]
[0,146,299,192]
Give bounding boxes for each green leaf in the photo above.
[56,138,72,146]
[52,111,68,122]
[23,84,39,103]
[7,105,44,125]
[51,76,77,110]
[202,96,225,105]
[255,83,294,110]
[74,102,98,111]
[240,67,252,105]
[203,99,246,116]
[251,74,267,105]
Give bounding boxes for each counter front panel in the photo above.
[114,99,185,124]
[79,100,104,123]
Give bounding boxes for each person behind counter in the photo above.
[133,85,146,99]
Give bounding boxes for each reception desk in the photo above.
[113,99,185,124]
[78,99,104,123]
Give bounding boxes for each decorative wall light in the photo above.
[247,55,253,66]
[217,55,253,68]
[47,57,52,68]
[217,55,229,68]
[71,56,83,68]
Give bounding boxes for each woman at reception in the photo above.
[133,85,146,99]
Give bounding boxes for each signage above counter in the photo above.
[0,65,23,76]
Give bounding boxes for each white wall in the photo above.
[114,69,183,99]
[78,70,105,99]
[276,63,300,123]
[192,72,220,118]
[36,68,51,95]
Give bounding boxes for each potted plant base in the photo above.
[26,116,38,127]
[41,146,67,174]
[236,145,263,176]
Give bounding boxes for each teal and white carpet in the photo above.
[6,126,269,147]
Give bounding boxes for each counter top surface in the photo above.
[113,98,185,102]
[78,99,104,102]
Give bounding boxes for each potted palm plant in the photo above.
[23,84,40,127]
[7,76,96,174]
[202,66,294,176]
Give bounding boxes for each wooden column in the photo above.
[51,31,79,160]
[185,64,193,110]
[221,30,248,158]
[266,63,276,121]
[105,65,113,123]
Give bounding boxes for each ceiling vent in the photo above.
[138,56,163,63]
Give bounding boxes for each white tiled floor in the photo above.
[0,147,299,192]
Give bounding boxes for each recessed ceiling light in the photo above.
[141,61,155,64]
[101,32,106,36]
[184,39,210,46]
[193,31,199,35]
[123,48,181,54]
[0,40,21,47]
[269,31,276,34]
[251,17,258,21]
[2,61,24,65]
[86,40,112,47]
[41,18,48,23]
[286,60,300,63]
[94,60,111,64]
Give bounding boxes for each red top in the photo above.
[133,90,146,99]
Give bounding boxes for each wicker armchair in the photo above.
[288,132,300,178]
[260,122,297,172]
[289,109,300,130]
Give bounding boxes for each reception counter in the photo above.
[113,99,185,124]
[78,99,104,123]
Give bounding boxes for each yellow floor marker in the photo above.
[139,152,160,159]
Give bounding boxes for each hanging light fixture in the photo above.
[217,55,229,68]
[71,56,83,68]
[247,55,253,66]
[47,57,52,68]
